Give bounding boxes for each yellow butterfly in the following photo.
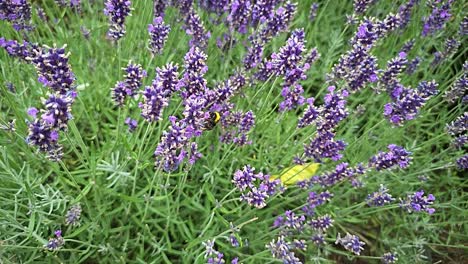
[271,163,320,185]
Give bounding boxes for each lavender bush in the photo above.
[0,0,466,263]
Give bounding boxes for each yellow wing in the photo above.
[271,163,320,185]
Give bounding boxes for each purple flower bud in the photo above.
[422,0,454,36]
[310,214,334,232]
[226,0,251,34]
[382,252,398,264]
[369,144,412,170]
[399,190,436,214]
[65,204,82,226]
[335,233,365,255]
[27,107,38,118]
[456,155,468,170]
[104,0,132,40]
[309,3,319,22]
[44,229,65,251]
[124,117,138,132]
[366,184,395,206]
[297,97,319,128]
[266,236,301,263]
[0,0,32,30]
[148,16,170,55]
[353,0,376,15]
[444,61,467,104]
[183,8,210,49]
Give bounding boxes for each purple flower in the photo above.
[220,110,255,146]
[456,155,468,170]
[233,165,258,191]
[417,80,439,97]
[311,234,326,245]
[330,45,378,92]
[153,0,167,18]
[444,61,467,104]
[309,3,318,22]
[399,190,436,214]
[446,112,468,138]
[431,38,461,67]
[279,83,305,111]
[398,0,419,29]
[0,0,32,30]
[207,252,225,264]
[182,95,207,137]
[274,210,306,231]
[229,234,240,247]
[304,131,347,162]
[266,236,301,264]
[27,107,39,118]
[29,45,76,95]
[26,119,62,160]
[460,16,468,35]
[384,83,434,126]
[256,2,297,43]
[183,8,210,49]
[317,86,349,132]
[382,252,398,264]
[302,191,333,216]
[124,117,137,132]
[233,165,280,208]
[148,16,170,55]
[317,162,365,187]
[310,214,334,232]
[250,0,278,26]
[140,84,169,122]
[366,184,395,206]
[43,93,74,130]
[422,0,454,36]
[225,0,251,34]
[271,29,307,76]
[297,98,319,128]
[65,204,82,226]
[380,52,408,90]
[369,144,412,170]
[353,0,376,15]
[154,117,193,171]
[44,229,65,251]
[179,46,208,98]
[335,233,365,255]
[406,57,421,75]
[104,0,132,40]
[111,62,146,106]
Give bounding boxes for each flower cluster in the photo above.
[225,0,252,34]
[398,0,418,30]
[44,230,65,251]
[301,87,349,162]
[380,52,408,92]
[153,0,167,18]
[139,63,179,122]
[456,155,468,170]
[111,62,146,106]
[266,235,302,264]
[220,110,255,146]
[422,0,454,36]
[366,184,395,206]
[181,8,210,49]
[104,0,132,40]
[399,190,436,214]
[148,16,170,55]
[445,61,467,104]
[382,252,398,264]
[353,0,376,15]
[232,165,281,209]
[19,44,78,160]
[335,233,366,255]
[243,1,297,70]
[309,3,318,22]
[125,117,138,132]
[317,162,366,187]
[369,144,412,170]
[178,46,208,99]
[0,0,32,30]
[384,80,438,126]
[65,204,82,226]
[446,112,467,150]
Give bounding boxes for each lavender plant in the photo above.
[0,0,466,263]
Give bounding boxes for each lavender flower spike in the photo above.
[369,144,412,170]
[335,233,365,255]
[399,190,436,214]
[104,0,132,40]
[148,16,170,55]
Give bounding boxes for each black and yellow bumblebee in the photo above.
[202,111,221,130]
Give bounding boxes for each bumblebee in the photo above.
[202,111,221,130]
